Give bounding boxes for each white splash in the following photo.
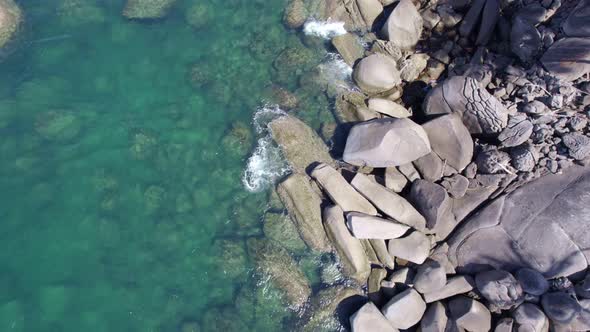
[303,19,346,39]
[242,105,291,193]
[317,53,355,92]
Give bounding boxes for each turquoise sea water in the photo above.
[0,1,338,331]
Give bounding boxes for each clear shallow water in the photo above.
[0,1,339,331]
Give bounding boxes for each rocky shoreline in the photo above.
[263,0,590,330]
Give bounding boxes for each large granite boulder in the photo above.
[562,0,590,37]
[422,114,473,171]
[123,0,176,19]
[381,288,427,329]
[352,53,401,94]
[446,165,590,278]
[409,179,457,240]
[448,296,491,332]
[343,118,431,167]
[350,302,397,332]
[512,303,549,332]
[0,0,21,49]
[380,0,423,49]
[423,76,508,134]
[541,38,590,82]
[346,212,410,239]
[269,115,335,174]
[320,0,383,32]
[277,174,332,253]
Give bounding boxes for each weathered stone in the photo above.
[311,163,377,215]
[353,53,401,94]
[409,180,457,241]
[448,296,491,332]
[475,270,524,310]
[380,0,423,49]
[475,148,511,174]
[451,184,498,221]
[423,76,508,134]
[343,118,431,167]
[346,212,410,239]
[423,276,475,303]
[422,114,474,171]
[541,292,581,324]
[263,212,307,253]
[447,165,590,278]
[123,0,176,19]
[541,38,590,81]
[563,0,590,38]
[334,91,379,124]
[514,3,548,26]
[512,303,549,332]
[421,302,448,332]
[368,98,411,118]
[350,302,398,332]
[510,144,538,172]
[381,289,426,329]
[414,259,447,294]
[441,174,469,199]
[332,33,365,66]
[398,162,421,182]
[516,268,549,296]
[269,115,335,174]
[324,205,371,283]
[400,53,429,81]
[387,231,430,264]
[498,116,533,147]
[494,318,514,332]
[277,174,332,252]
[388,267,414,284]
[562,133,590,160]
[413,152,445,182]
[370,239,395,269]
[511,18,542,63]
[385,167,408,192]
[0,0,21,49]
[351,173,426,230]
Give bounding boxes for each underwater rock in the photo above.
[144,185,166,214]
[185,2,211,29]
[221,121,253,159]
[263,212,308,253]
[214,238,248,280]
[0,0,21,49]
[129,128,158,160]
[34,110,81,142]
[302,286,363,332]
[187,61,213,89]
[57,0,106,26]
[283,0,308,29]
[123,0,176,19]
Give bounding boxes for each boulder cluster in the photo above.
[264,0,590,330]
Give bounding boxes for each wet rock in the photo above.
[562,133,590,160]
[350,302,397,332]
[422,113,473,171]
[423,76,508,134]
[381,288,427,329]
[409,180,457,240]
[221,121,253,159]
[123,0,176,19]
[541,292,581,324]
[414,259,447,294]
[346,212,410,239]
[498,116,533,147]
[215,239,248,280]
[385,167,408,192]
[511,18,542,63]
[475,148,511,174]
[332,33,365,66]
[343,118,431,167]
[277,174,332,252]
[380,0,422,50]
[448,296,491,332]
[510,144,538,172]
[35,111,82,142]
[335,91,379,123]
[367,98,411,118]
[516,268,549,296]
[0,0,21,48]
[283,0,307,29]
[387,231,430,264]
[475,270,524,310]
[353,53,401,94]
[513,303,549,332]
[441,174,469,199]
[541,38,590,81]
[562,0,590,38]
[324,205,371,282]
[446,165,590,278]
[351,173,426,230]
[421,302,448,332]
[269,115,335,174]
[303,286,363,332]
[249,239,311,308]
[311,163,377,215]
[263,212,307,253]
[423,275,475,303]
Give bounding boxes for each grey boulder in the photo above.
[541,38,590,82]
[563,0,590,38]
[414,259,447,294]
[381,288,426,329]
[346,212,410,239]
[332,33,365,66]
[380,0,423,49]
[387,231,430,264]
[446,165,590,278]
[441,174,469,199]
[422,114,474,172]
[515,268,549,296]
[448,296,491,332]
[421,302,448,332]
[368,98,411,118]
[498,115,533,148]
[511,18,542,63]
[495,318,514,332]
[423,275,475,303]
[350,302,398,332]
[475,269,524,310]
[562,133,590,161]
[385,167,408,192]
[353,53,401,94]
[343,118,431,167]
[541,292,581,324]
[423,76,508,134]
[409,179,457,240]
[512,303,549,332]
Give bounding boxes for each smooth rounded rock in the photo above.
[512,303,549,332]
[414,259,447,294]
[516,268,549,296]
[541,292,581,324]
[381,288,426,329]
[448,296,491,332]
[475,269,524,310]
[353,53,401,94]
[368,98,411,118]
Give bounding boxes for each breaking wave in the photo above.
[303,20,346,39]
[242,105,291,193]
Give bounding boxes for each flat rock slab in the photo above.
[541,38,590,82]
[446,165,590,278]
[343,118,431,167]
[350,302,398,332]
[381,288,426,329]
[423,76,508,134]
[346,212,410,239]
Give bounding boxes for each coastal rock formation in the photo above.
[352,53,401,94]
[380,0,422,49]
[350,302,397,332]
[0,0,21,49]
[422,114,473,172]
[123,0,176,19]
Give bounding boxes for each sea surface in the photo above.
[0,0,348,331]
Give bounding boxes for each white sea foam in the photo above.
[303,19,346,39]
[242,105,290,193]
[317,53,355,92]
